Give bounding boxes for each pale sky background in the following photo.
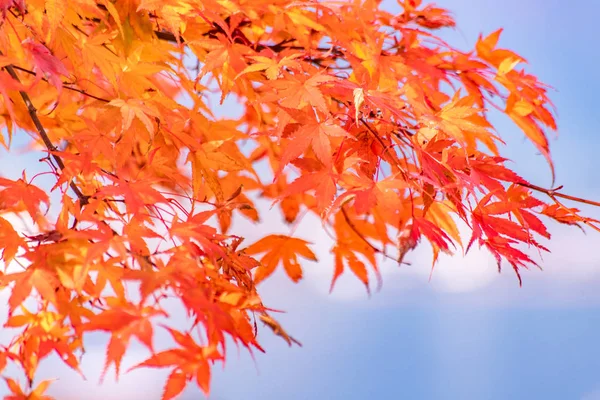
[2,0,600,399]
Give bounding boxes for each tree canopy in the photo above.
[0,0,597,398]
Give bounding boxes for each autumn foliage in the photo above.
[0,0,597,398]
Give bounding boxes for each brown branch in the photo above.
[155,30,181,43]
[1,56,90,206]
[0,60,158,272]
[153,27,344,59]
[1,31,159,273]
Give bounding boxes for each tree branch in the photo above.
[1,58,159,271]
[1,57,90,206]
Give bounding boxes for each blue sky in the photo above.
[2,0,600,399]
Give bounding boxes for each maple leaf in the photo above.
[0,176,49,222]
[264,72,336,113]
[108,98,159,134]
[169,213,230,260]
[0,1,24,19]
[414,4,456,29]
[259,314,301,347]
[541,204,586,227]
[130,327,223,398]
[0,70,25,140]
[331,172,409,216]
[22,39,69,93]
[243,235,318,283]
[331,245,370,293]
[45,0,67,39]
[4,377,54,400]
[0,217,24,264]
[237,54,303,80]
[278,112,351,169]
[79,303,166,381]
[476,29,526,69]
[95,176,168,216]
[508,111,554,179]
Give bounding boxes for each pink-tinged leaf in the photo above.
[22,39,69,93]
[0,0,24,16]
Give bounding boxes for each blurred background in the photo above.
[2,0,600,399]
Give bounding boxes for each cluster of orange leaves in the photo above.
[0,0,597,398]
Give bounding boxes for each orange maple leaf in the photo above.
[244,235,318,283]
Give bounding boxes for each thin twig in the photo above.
[10,65,111,103]
[340,207,382,255]
[340,206,386,290]
[519,182,600,208]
